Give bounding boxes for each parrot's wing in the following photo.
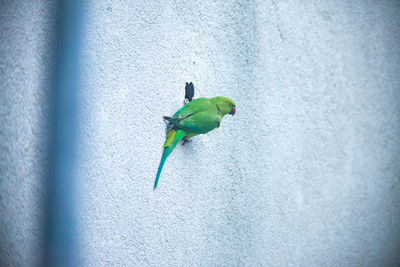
[172,111,220,134]
[163,114,193,131]
[164,98,215,132]
[175,98,213,118]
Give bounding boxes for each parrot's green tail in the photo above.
[154,129,186,189]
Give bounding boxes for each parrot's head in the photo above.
[212,96,236,116]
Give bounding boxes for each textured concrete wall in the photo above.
[77,1,400,266]
[0,1,54,266]
[1,0,400,266]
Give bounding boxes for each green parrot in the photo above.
[154,96,236,189]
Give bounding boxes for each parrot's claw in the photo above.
[181,137,192,145]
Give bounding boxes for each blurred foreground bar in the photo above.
[44,0,84,266]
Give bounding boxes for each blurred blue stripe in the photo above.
[44,0,84,266]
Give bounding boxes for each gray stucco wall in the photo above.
[1,0,400,266]
[0,1,53,266]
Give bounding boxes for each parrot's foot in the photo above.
[181,137,192,145]
[183,98,190,105]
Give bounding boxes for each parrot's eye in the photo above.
[228,102,232,106]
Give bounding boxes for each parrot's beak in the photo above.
[230,107,236,115]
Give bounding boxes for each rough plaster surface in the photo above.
[77,1,400,266]
[0,1,54,266]
[1,0,400,266]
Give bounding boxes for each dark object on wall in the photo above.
[185,82,194,102]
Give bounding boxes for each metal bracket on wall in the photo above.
[184,82,194,105]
